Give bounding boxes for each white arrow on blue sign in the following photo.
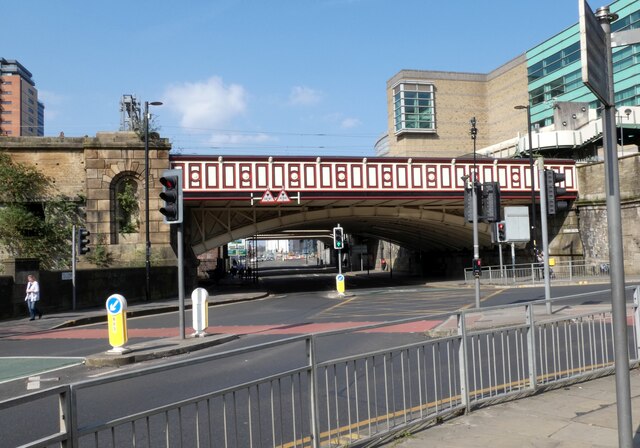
[106,295,123,315]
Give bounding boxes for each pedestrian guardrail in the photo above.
[464,260,611,285]
[1,286,639,447]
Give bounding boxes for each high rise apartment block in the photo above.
[0,58,44,136]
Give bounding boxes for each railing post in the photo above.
[306,336,321,448]
[569,259,573,282]
[634,286,640,361]
[526,304,538,391]
[457,312,470,413]
[64,385,77,448]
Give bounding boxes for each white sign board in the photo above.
[504,206,531,242]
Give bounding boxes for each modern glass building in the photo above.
[382,0,640,158]
[527,0,640,128]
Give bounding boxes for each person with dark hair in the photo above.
[25,274,42,321]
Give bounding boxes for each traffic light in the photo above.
[472,258,482,277]
[545,169,568,215]
[496,221,507,243]
[333,227,344,250]
[159,169,183,224]
[463,182,482,222]
[78,227,90,255]
[482,182,501,223]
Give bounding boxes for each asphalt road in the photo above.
[0,265,630,447]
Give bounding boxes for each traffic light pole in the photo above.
[72,225,77,311]
[470,118,480,309]
[178,221,185,339]
[537,158,552,314]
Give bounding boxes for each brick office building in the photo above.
[0,58,44,137]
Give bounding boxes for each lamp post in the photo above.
[144,100,163,302]
[514,105,538,258]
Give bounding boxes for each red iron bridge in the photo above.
[169,155,577,254]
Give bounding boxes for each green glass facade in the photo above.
[526,0,640,128]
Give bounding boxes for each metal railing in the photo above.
[464,260,611,285]
[2,286,639,448]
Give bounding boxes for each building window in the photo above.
[393,82,436,134]
[1,100,12,105]
[528,41,580,82]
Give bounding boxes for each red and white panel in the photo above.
[255,163,269,189]
[188,162,202,189]
[272,163,286,189]
[239,164,252,189]
[396,165,408,189]
[411,165,423,189]
[351,164,364,188]
[367,165,378,188]
[320,164,333,188]
[381,165,393,188]
[303,164,316,188]
[222,163,237,189]
[205,163,219,189]
[336,164,348,188]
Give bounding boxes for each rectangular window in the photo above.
[393,82,436,134]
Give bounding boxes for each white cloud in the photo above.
[209,132,274,146]
[340,117,361,129]
[163,77,247,128]
[289,86,322,106]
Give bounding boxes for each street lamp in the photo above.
[144,100,163,302]
[514,104,538,258]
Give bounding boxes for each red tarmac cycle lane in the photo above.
[8,319,444,340]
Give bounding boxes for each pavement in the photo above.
[2,275,640,446]
[388,369,640,448]
[0,285,270,366]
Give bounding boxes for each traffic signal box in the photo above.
[78,227,91,254]
[482,182,501,223]
[333,227,344,250]
[472,258,482,277]
[159,169,183,224]
[465,182,501,223]
[545,169,568,215]
[496,221,507,243]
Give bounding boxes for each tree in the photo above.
[0,152,83,270]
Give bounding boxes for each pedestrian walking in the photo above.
[25,274,42,321]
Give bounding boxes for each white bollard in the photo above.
[191,288,209,337]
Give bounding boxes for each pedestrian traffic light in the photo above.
[159,169,183,224]
[497,221,507,243]
[472,258,482,277]
[482,182,501,223]
[333,226,344,250]
[545,169,568,215]
[78,227,90,255]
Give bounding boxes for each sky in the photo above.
[4,0,582,157]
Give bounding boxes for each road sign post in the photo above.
[106,294,129,354]
[580,2,633,445]
[191,288,209,337]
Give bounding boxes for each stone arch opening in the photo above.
[109,171,141,244]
